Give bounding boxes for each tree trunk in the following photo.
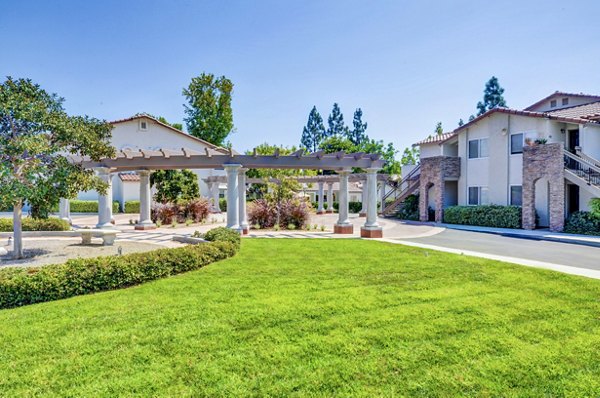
[13,200,23,259]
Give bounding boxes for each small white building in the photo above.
[77,114,230,209]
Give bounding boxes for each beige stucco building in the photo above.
[411,92,600,231]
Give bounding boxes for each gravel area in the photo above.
[0,238,164,268]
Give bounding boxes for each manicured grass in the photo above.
[1,239,599,396]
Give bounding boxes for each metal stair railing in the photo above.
[575,147,600,169]
[564,149,600,187]
[381,165,421,216]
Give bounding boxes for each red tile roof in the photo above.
[413,132,457,147]
[546,101,600,120]
[524,91,600,111]
[118,173,140,182]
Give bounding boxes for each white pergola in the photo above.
[65,148,386,237]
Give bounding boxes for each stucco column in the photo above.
[379,182,385,214]
[59,198,71,224]
[211,180,221,213]
[238,168,249,234]
[334,169,353,234]
[135,170,156,230]
[96,167,114,229]
[326,182,334,213]
[224,164,241,232]
[317,181,325,214]
[361,168,383,238]
[359,180,368,217]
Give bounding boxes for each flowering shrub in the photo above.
[183,199,211,222]
[248,199,310,229]
[151,199,210,225]
[151,203,179,225]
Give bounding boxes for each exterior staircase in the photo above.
[381,165,421,216]
[563,149,600,197]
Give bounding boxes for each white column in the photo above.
[327,182,334,213]
[379,182,385,213]
[59,198,71,224]
[224,164,241,231]
[334,170,353,233]
[136,170,156,230]
[361,168,383,238]
[96,167,114,229]
[238,168,249,234]
[317,181,325,214]
[211,180,221,212]
[359,180,368,216]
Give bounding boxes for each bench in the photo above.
[78,229,119,246]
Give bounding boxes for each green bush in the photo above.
[204,226,241,249]
[332,201,362,213]
[589,198,600,217]
[0,217,70,232]
[219,198,227,212]
[124,200,140,214]
[443,205,522,229]
[0,228,239,309]
[564,211,600,235]
[397,194,419,221]
[55,200,120,213]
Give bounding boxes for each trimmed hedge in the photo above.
[55,200,120,213]
[0,228,239,309]
[0,217,71,232]
[124,200,140,214]
[327,201,362,213]
[219,198,227,212]
[204,226,241,249]
[564,211,600,235]
[443,205,522,229]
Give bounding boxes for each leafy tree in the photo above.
[347,108,368,146]
[157,116,183,131]
[326,103,346,137]
[150,170,199,203]
[401,147,419,166]
[319,135,356,154]
[361,139,401,175]
[183,73,234,146]
[265,177,302,227]
[0,77,114,258]
[458,118,464,127]
[300,106,325,153]
[468,114,476,122]
[434,121,444,135]
[476,76,507,116]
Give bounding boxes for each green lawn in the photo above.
[1,239,600,397]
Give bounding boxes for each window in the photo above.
[550,99,557,108]
[468,138,489,159]
[511,133,524,154]
[510,185,522,206]
[468,186,489,205]
[562,98,569,106]
[139,120,148,131]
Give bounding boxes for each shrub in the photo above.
[183,199,210,223]
[397,194,419,220]
[124,200,140,214]
[151,203,178,225]
[443,205,522,229]
[204,226,241,249]
[564,211,600,235]
[590,198,600,217]
[0,217,70,232]
[332,201,362,213]
[248,199,310,229]
[219,198,227,212]
[54,200,120,213]
[0,228,239,309]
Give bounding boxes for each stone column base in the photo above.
[317,210,325,215]
[361,227,383,238]
[326,210,334,214]
[359,212,367,217]
[241,227,249,235]
[135,223,157,230]
[334,224,354,234]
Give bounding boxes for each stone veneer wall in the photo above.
[522,143,565,232]
[419,156,460,222]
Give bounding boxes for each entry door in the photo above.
[568,129,580,153]
[567,184,580,215]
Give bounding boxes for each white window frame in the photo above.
[510,185,522,206]
[468,186,489,206]
[468,138,489,159]
[139,119,148,131]
[562,97,569,106]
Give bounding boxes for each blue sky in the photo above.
[2,0,600,154]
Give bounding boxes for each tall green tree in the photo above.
[326,103,346,137]
[0,77,114,258]
[434,121,444,135]
[476,76,507,116]
[183,73,234,146]
[300,106,325,153]
[150,170,200,203]
[401,147,419,166]
[458,118,464,127]
[347,108,368,145]
[157,116,183,131]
